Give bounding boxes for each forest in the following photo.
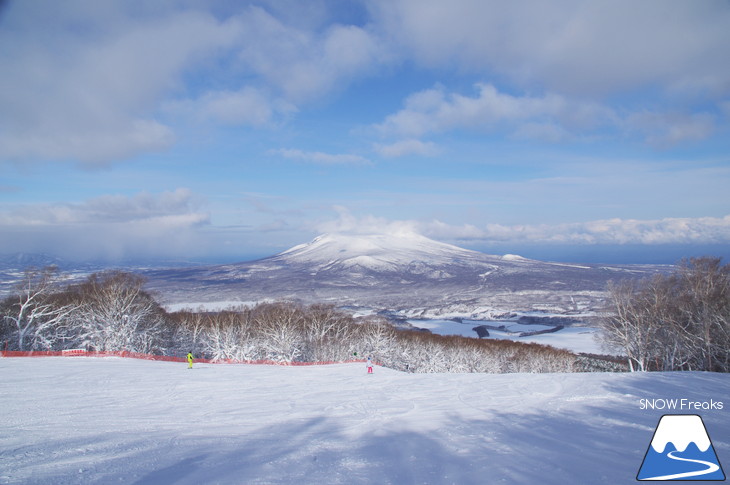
[0,269,580,373]
[3,257,729,373]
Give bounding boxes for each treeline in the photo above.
[1,270,165,355]
[1,268,577,373]
[169,306,577,373]
[598,257,730,372]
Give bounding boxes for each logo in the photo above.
[637,414,725,481]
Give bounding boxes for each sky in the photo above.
[1,0,730,264]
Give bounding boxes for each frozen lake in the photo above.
[408,319,604,355]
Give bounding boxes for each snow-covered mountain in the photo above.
[276,232,488,274]
[144,232,667,317]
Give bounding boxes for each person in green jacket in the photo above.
[187,351,194,369]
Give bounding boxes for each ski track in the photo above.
[1,357,728,484]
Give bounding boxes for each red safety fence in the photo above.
[0,349,370,366]
[1,350,188,362]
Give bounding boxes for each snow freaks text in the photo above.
[639,399,724,411]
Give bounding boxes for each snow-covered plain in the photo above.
[2,357,728,484]
[408,319,604,354]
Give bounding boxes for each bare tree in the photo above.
[302,304,354,361]
[166,309,209,355]
[253,302,305,363]
[202,310,263,362]
[599,257,730,372]
[675,257,730,371]
[68,271,165,353]
[353,316,396,363]
[1,266,73,351]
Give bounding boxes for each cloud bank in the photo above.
[0,189,210,261]
[317,209,730,247]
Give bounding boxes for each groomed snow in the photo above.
[1,357,728,484]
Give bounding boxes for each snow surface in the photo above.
[489,326,603,354]
[500,254,526,261]
[2,357,728,484]
[408,319,604,354]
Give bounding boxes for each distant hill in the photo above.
[0,252,67,270]
[0,253,204,298]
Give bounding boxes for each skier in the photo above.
[366,356,373,374]
[187,351,194,369]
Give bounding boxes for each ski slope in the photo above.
[1,357,728,484]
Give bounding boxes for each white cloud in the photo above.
[721,101,730,118]
[0,4,239,165]
[316,208,730,247]
[234,6,384,103]
[0,189,210,261]
[368,0,730,98]
[374,139,440,158]
[0,120,175,166]
[274,149,372,166]
[375,83,615,140]
[0,2,389,165]
[0,188,208,226]
[3,0,726,167]
[512,122,570,143]
[316,206,419,236]
[422,216,730,246]
[200,88,278,126]
[375,83,720,146]
[172,87,297,127]
[624,111,716,147]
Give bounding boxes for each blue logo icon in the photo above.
[637,414,725,481]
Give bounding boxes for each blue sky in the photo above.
[1,0,730,264]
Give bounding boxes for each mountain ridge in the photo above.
[142,232,668,317]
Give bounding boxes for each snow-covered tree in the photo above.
[1,266,73,351]
[599,257,730,372]
[302,304,354,361]
[165,309,209,356]
[202,310,263,362]
[599,279,659,371]
[161,301,581,374]
[253,302,305,363]
[352,316,396,363]
[68,271,165,353]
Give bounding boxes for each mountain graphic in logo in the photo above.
[637,414,725,481]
